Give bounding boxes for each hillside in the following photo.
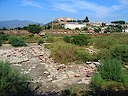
[0,20,43,28]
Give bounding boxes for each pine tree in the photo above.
[85,16,89,22]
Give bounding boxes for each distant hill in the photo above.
[0,20,43,28]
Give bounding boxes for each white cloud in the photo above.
[21,0,42,8]
[49,0,111,18]
[48,0,128,18]
[53,3,76,13]
[119,0,128,5]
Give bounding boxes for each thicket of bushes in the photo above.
[50,41,91,64]
[63,34,90,46]
[92,58,128,95]
[9,36,27,47]
[0,61,33,96]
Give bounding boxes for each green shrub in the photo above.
[63,36,71,43]
[98,58,122,82]
[9,36,27,47]
[92,72,104,88]
[38,38,44,45]
[92,58,128,95]
[29,34,34,38]
[63,34,90,46]
[0,32,9,41]
[0,61,31,96]
[110,44,128,62]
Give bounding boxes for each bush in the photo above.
[63,34,90,46]
[38,38,44,45]
[0,61,32,96]
[0,32,9,41]
[110,45,128,62]
[98,58,122,82]
[92,58,128,95]
[9,36,27,47]
[29,34,34,38]
[63,36,71,43]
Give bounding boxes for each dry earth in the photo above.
[0,43,99,95]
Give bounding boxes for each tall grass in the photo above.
[50,41,91,64]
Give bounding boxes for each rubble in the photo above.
[0,44,98,93]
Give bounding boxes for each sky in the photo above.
[0,0,128,24]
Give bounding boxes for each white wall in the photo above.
[123,29,128,33]
[65,24,86,29]
[125,29,128,33]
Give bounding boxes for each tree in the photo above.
[2,27,7,30]
[84,16,89,22]
[23,26,28,30]
[111,20,125,24]
[27,24,42,34]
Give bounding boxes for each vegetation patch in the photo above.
[50,41,91,64]
[0,61,32,96]
[9,36,27,47]
[92,58,128,95]
[38,38,44,45]
[110,44,128,62]
[63,34,90,46]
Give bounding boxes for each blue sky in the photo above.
[0,0,128,24]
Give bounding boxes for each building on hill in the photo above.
[65,23,86,29]
[90,22,103,27]
[55,17,75,22]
